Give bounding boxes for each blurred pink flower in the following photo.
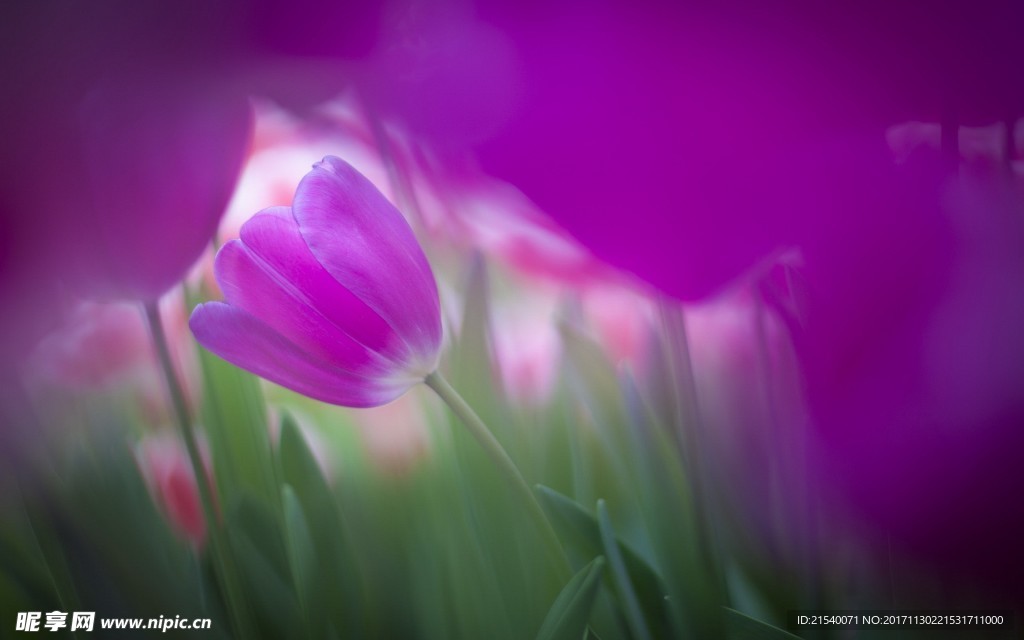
[437,177,607,287]
[28,302,152,390]
[580,285,655,367]
[25,296,199,425]
[491,298,561,405]
[685,287,804,517]
[135,433,213,547]
[218,98,393,245]
[352,387,435,476]
[190,157,442,407]
[188,98,395,298]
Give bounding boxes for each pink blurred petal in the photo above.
[491,299,560,405]
[24,295,201,426]
[449,178,607,286]
[581,285,655,366]
[218,97,395,243]
[136,434,211,547]
[352,388,434,476]
[27,302,151,389]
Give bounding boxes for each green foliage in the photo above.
[535,556,606,640]
[536,485,672,639]
[195,324,277,510]
[279,415,368,638]
[1,256,840,640]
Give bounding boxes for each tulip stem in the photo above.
[424,371,570,580]
[143,301,251,637]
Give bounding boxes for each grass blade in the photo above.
[597,500,653,640]
[536,556,607,640]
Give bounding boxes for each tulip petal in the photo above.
[237,206,411,365]
[291,157,442,367]
[215,237,394,378]
[190,302,413,408]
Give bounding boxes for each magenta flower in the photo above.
[190,157,442,408]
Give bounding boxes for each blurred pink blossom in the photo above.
[135,433,213,548]
[580,285,655,368]
[491,296,561,405]
[25,295,198,425]
[420,174,607,287]
[218,99,393,244]
[683,286,808,557]
[351,387,435,476]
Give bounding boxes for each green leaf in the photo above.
[557,323,629,446]
[535,556,606,640]
[56,439,227,622]
[724,608,803,640]
[278,413,366,638]
[558,323,621,402]
[281,485,315,607]
[536,486,673,638]
[0,505,54,608]
[0,571,33,624]
[277,415,339,534]
[597,500,653,640]
[557,322,637,507]
[229,498,301,640]
[229,496,290,581]
[195,330,277,509]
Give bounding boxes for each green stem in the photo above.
[424,371,570,580]
[143,301,251,637]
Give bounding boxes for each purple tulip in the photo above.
[190,157,442,408]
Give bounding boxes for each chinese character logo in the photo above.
[15,612,41,632]
[71,612,96,632]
